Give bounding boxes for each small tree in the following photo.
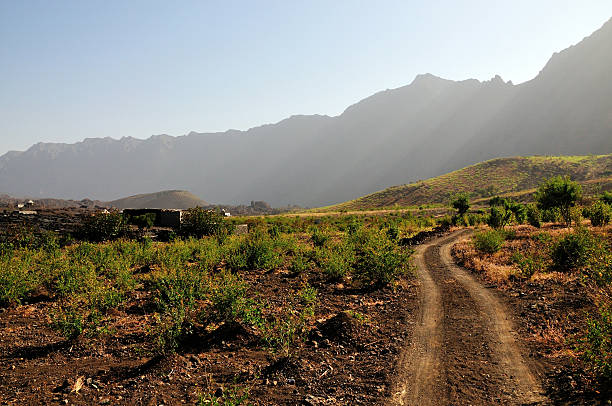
[601,191,612,206]
[535,176,582,228]
[451,193,470,217]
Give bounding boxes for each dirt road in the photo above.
[392,230,547,405]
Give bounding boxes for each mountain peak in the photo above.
[411,73,447,85]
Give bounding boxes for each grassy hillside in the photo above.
[332,155,612,210]
[110,190,209,209]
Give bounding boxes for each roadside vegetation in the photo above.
[453,179,612,397]
[0,209,434,403]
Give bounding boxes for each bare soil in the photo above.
[392,231,547,405]
[0,265,420,405]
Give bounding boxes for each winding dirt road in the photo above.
[392,230,548,405]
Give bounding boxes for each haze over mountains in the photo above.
[1,18,611,207]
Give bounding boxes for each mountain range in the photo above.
[1,18,611,207]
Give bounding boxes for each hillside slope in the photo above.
[1,18,611,207]
[333,155,612,210]
[109,190,208,209]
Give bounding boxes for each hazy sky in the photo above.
[1,1,611,155]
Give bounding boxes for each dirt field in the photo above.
[1,225,609,405]
[0,261,419,405]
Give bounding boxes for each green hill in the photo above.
[332,155,612,210]
[110,190,209,210]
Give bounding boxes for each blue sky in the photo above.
[1,0,611,155]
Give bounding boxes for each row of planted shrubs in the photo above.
[0,219,412,356]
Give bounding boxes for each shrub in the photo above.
[181,207,231,238]
[451,193,470,216]
[535,176,582,227]
[473,229,505,254]
[466,213,486,227]
[197,386,251,406]
[587,201,612,227]
[310,228,330,247]
[351,229,410,286]
[579,304,612,383]
[259,289,316,356]
[526,204,542,228]
[226,232,284,271]
[438,215,453,229]
[512,203,527,224]
[551,229,596,272]
[289,253,310,275]
[386,224,400,241]
[152,306,189,355]
[79,211,128,242]
[542,207,561,223]
[510,251,548,278]
[532,231,552,244]
[150,266,208,312]
[487,206,507,229]
[317,242,354,281]
[51,309,84,340]
[208,271,251,324]
[129,213,156,229]
[601,191,612,206]
[0,254,38,306]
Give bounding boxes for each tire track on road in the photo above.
[391,230,547,405]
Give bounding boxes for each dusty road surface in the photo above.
[392,230,548,406]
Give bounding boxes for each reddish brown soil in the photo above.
[0,267,419,405]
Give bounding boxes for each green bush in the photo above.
[289,253,310,275]
[197,385,251,406]
[208,271,252,324]
[226,232,284,271]
[587,201,612,227]
[601,191,612,206]
[150,266,208,312]
[259,289,316,356]
[510,251,547,278]
[310,227,330,247]
[487,206,507,229]
[79,211,128,242]
[451,193,470,216]
[181,207,231,238]
[579,304,612,383]
[128,213,156,229]
[512,203,527,224]
[51,309,84,340]
[542,207,561,223]
[473,229,505,254]
[526,204,542,228]
[351,229,410,286]
[0,253,38,306]
[152,306,189,355]
[551,229,596,272]
[317,242,354,281]
[532,231,552,244]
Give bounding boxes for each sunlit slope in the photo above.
[332,155,612,210]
